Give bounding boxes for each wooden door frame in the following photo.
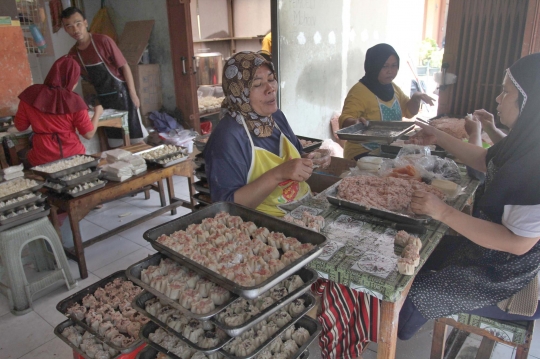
[166,0,201,133]
[522,0,540,56]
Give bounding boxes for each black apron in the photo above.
[77,36,143,140]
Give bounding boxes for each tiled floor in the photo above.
[0,175,539,359]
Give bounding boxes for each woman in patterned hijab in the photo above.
[221,51,276,137]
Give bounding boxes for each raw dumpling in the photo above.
[292,327,311,346]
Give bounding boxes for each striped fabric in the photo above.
[312,279,380,359]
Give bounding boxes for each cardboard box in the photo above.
[133,64,163,122]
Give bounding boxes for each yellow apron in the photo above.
[240,119,311,217]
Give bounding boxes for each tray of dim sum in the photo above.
[0,203,50,232]
[47,167,102,187]
[132,290,232,353]
[31,155,99,179]
[0,177,44,203]
[142,315,318,359]
[136,145,189,168]
[0,200,47,225]
[126,253,239,321]
[0,192,45,213]
[55,319,123,359]
[297,136,323,153]
[142,202,327,299]
[56,270,146,353]
[336,121,415,144]
[324,178,432,225]
[136,346,308,359]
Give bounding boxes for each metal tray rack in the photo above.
[212,270,318,337]
[193,180,210,194]
[219,315,319,359]
[324,180,430,225]
[31,155,100,179]
[0,179,44,203]
[0,192,45,213]
[193,192,212,205]
[65,180,108,198]
[55,319,123,359]
[143,202,327,299]
[56,270,143,354]
[194,153,205,167]
[194,169,207,179]
[297,135,323,153]
[48,167,102,187]
[336,121,415,144]
[126,252,239,321]
[132,290,233,353]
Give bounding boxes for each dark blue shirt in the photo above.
[204,110,303,202]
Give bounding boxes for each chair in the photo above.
[430,313,534,359]
[0,216,76,315]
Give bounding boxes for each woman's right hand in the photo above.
[406,121,439,145]
[473,109,496,130]
[342,117,368,128]
[273,158,313,183]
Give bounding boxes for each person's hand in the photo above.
[130,92,140,109]
[342,117,368,128]
[405,121,438,145]
[410,191,450,220]
[94,105,104,117]
[473,109,496,131]
[411,92,436,106]
[305,149,331,169]
[464,113,481,136]
[273,158,313,182]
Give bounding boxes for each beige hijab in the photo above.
[221,51,276,137]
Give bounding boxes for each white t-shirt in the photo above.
[502,204,540,238]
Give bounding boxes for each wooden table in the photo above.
[47,143,196,279]
[304,165,480,359]
[95,109,131,151]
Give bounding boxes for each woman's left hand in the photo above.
[410,190,450,220]
[412,92,436,106]
[305,149,331,169]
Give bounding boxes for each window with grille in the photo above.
[16,0,47,54]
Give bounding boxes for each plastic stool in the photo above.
[0,216,76,315]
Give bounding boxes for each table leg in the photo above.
[68,210,87,279]
[188,176,197,209]
[97,128,109,152]
[157,179,167,208]
[48,205,62,241]
[166,176,177,215]
[144,189,151,200]
[377,283,412,359]
[122,128,131,147]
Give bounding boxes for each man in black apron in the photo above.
[61,7,147,147]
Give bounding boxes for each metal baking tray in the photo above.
[146,153,190,168]
[65,180,107,198]
[380,144,446,158]
[56,270,143,353]
[132,290,233,353]
[31,155,100,179]
[126,252,239,320]
[193,180,210,194]
[194,169,207,179]
[219,307,317,359]
[143,202,327,299]
[0,202,46,226]
[336,121,415,144]
[297,135,323,153]
[0,179,44,203]
[44,181,65,194]
[135,145,187,162]
[0,192,44,213]
[55,319,123,359]
[49,167,101,187]
[0,206,50,232]
[324,180,430,225]
[193,192,212,205]
[194,153,205,167]
[212,269,318,337]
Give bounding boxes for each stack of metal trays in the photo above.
[135,145,189,168]
[0,178,47,231]
[336,121,415,144]
[56,271,144,354]
[132,202,325,358]
[136,346,313,359]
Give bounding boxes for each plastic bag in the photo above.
[89,7,118,43]
[320,139,343,158]
[393,153,461,184]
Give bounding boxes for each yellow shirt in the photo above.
[261,33,272,53]
[339,82,412,160]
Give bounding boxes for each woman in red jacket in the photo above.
[15,56,103,166]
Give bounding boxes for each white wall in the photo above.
[278,0,425,140]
